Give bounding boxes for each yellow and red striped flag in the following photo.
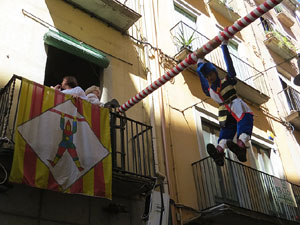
[9,78,112,199]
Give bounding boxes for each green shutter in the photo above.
[43,29,110,68]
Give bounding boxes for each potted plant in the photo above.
[174,28,197,51]
[266,30,297,52]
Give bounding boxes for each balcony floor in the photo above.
[112,170,155,197]
[186,204,300,225]
[286,111,300,131]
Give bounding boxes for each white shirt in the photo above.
[61,86,88,100]
[86,93,104,107]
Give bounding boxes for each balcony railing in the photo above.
[278,86,300,115]
[192,157,300,223]
[277,86,300,130]
[258,19,297,60]
[0,75,155,182]
[110,111,155,178]
[170,21,269,96]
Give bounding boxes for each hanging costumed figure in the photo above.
[48,113,84,171]
[196,38,254,166]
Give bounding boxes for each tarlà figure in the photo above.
[48,113,84,171]
[196,39,254,166]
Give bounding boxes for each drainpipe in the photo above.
[149,0,181,224]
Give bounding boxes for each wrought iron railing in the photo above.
[0,75,155,179]
[277,86,300,118]
[192,157,300,223]
[170,21,268,95]
[110,112,155,178]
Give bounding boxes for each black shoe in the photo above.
[227,140,247,162]
[207,144,225,166]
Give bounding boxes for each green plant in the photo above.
[274,5,283,13]
[265,30,297,52]
[174,28,197,50]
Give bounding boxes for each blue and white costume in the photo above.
[197,43,254,150]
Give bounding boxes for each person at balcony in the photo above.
[52,76,87,100]
[196,39,254,166]
[85,85,104,107]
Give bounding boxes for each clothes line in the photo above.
[118,0,283,113]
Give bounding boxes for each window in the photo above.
[251,143,274,175]
[44,46,103,91]
[174,3,197,28]
[43,30,109,92]
[202,120,220,148]
[260,17,275,32]
[296,9,300,26]
[278,75,300,112]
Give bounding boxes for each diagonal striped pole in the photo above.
[118,0,283,113]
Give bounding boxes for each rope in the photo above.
[118,0,284,113]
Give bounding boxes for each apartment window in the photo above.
[260,17,275,32]
[43,29,109,91]
[202,120,220,148]
[279,76,300,112]
[251,143,274,175]
[174,3,197,27]
[44,46,103,91]
[295,9,300,26]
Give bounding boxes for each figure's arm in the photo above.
[196,59,210,97]
[221,41,236,78]
[60,114,65,130]
[72,117,77,133]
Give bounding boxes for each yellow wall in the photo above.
[0,0,150,123]
[149,0,300,223]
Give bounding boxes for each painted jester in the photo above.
[48,113,84,171]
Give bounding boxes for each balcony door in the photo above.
[173,1,202,51]
[174,3,197,29]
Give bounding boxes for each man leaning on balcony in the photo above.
[196,37,254,166]
[52,76,88,100]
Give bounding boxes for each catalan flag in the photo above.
[9,78,112,199]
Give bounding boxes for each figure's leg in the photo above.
[48,146,66,167]
[207,115,236,166]
[227,113,253,162]
[68,148,84,171]
[237,113,254,146]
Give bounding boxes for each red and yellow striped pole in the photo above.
[118,0,283,113]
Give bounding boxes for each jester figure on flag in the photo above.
[10,78,112,199]
[48,113,84,171]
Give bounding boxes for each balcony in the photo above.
[190,157,300,225]
[64,0,141,32]
[274,5,295,28]
[278,86,300,130]
[0,75,155,196]
[170,21,270,106]
[263,30,297,60]
[205,0,241,22]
